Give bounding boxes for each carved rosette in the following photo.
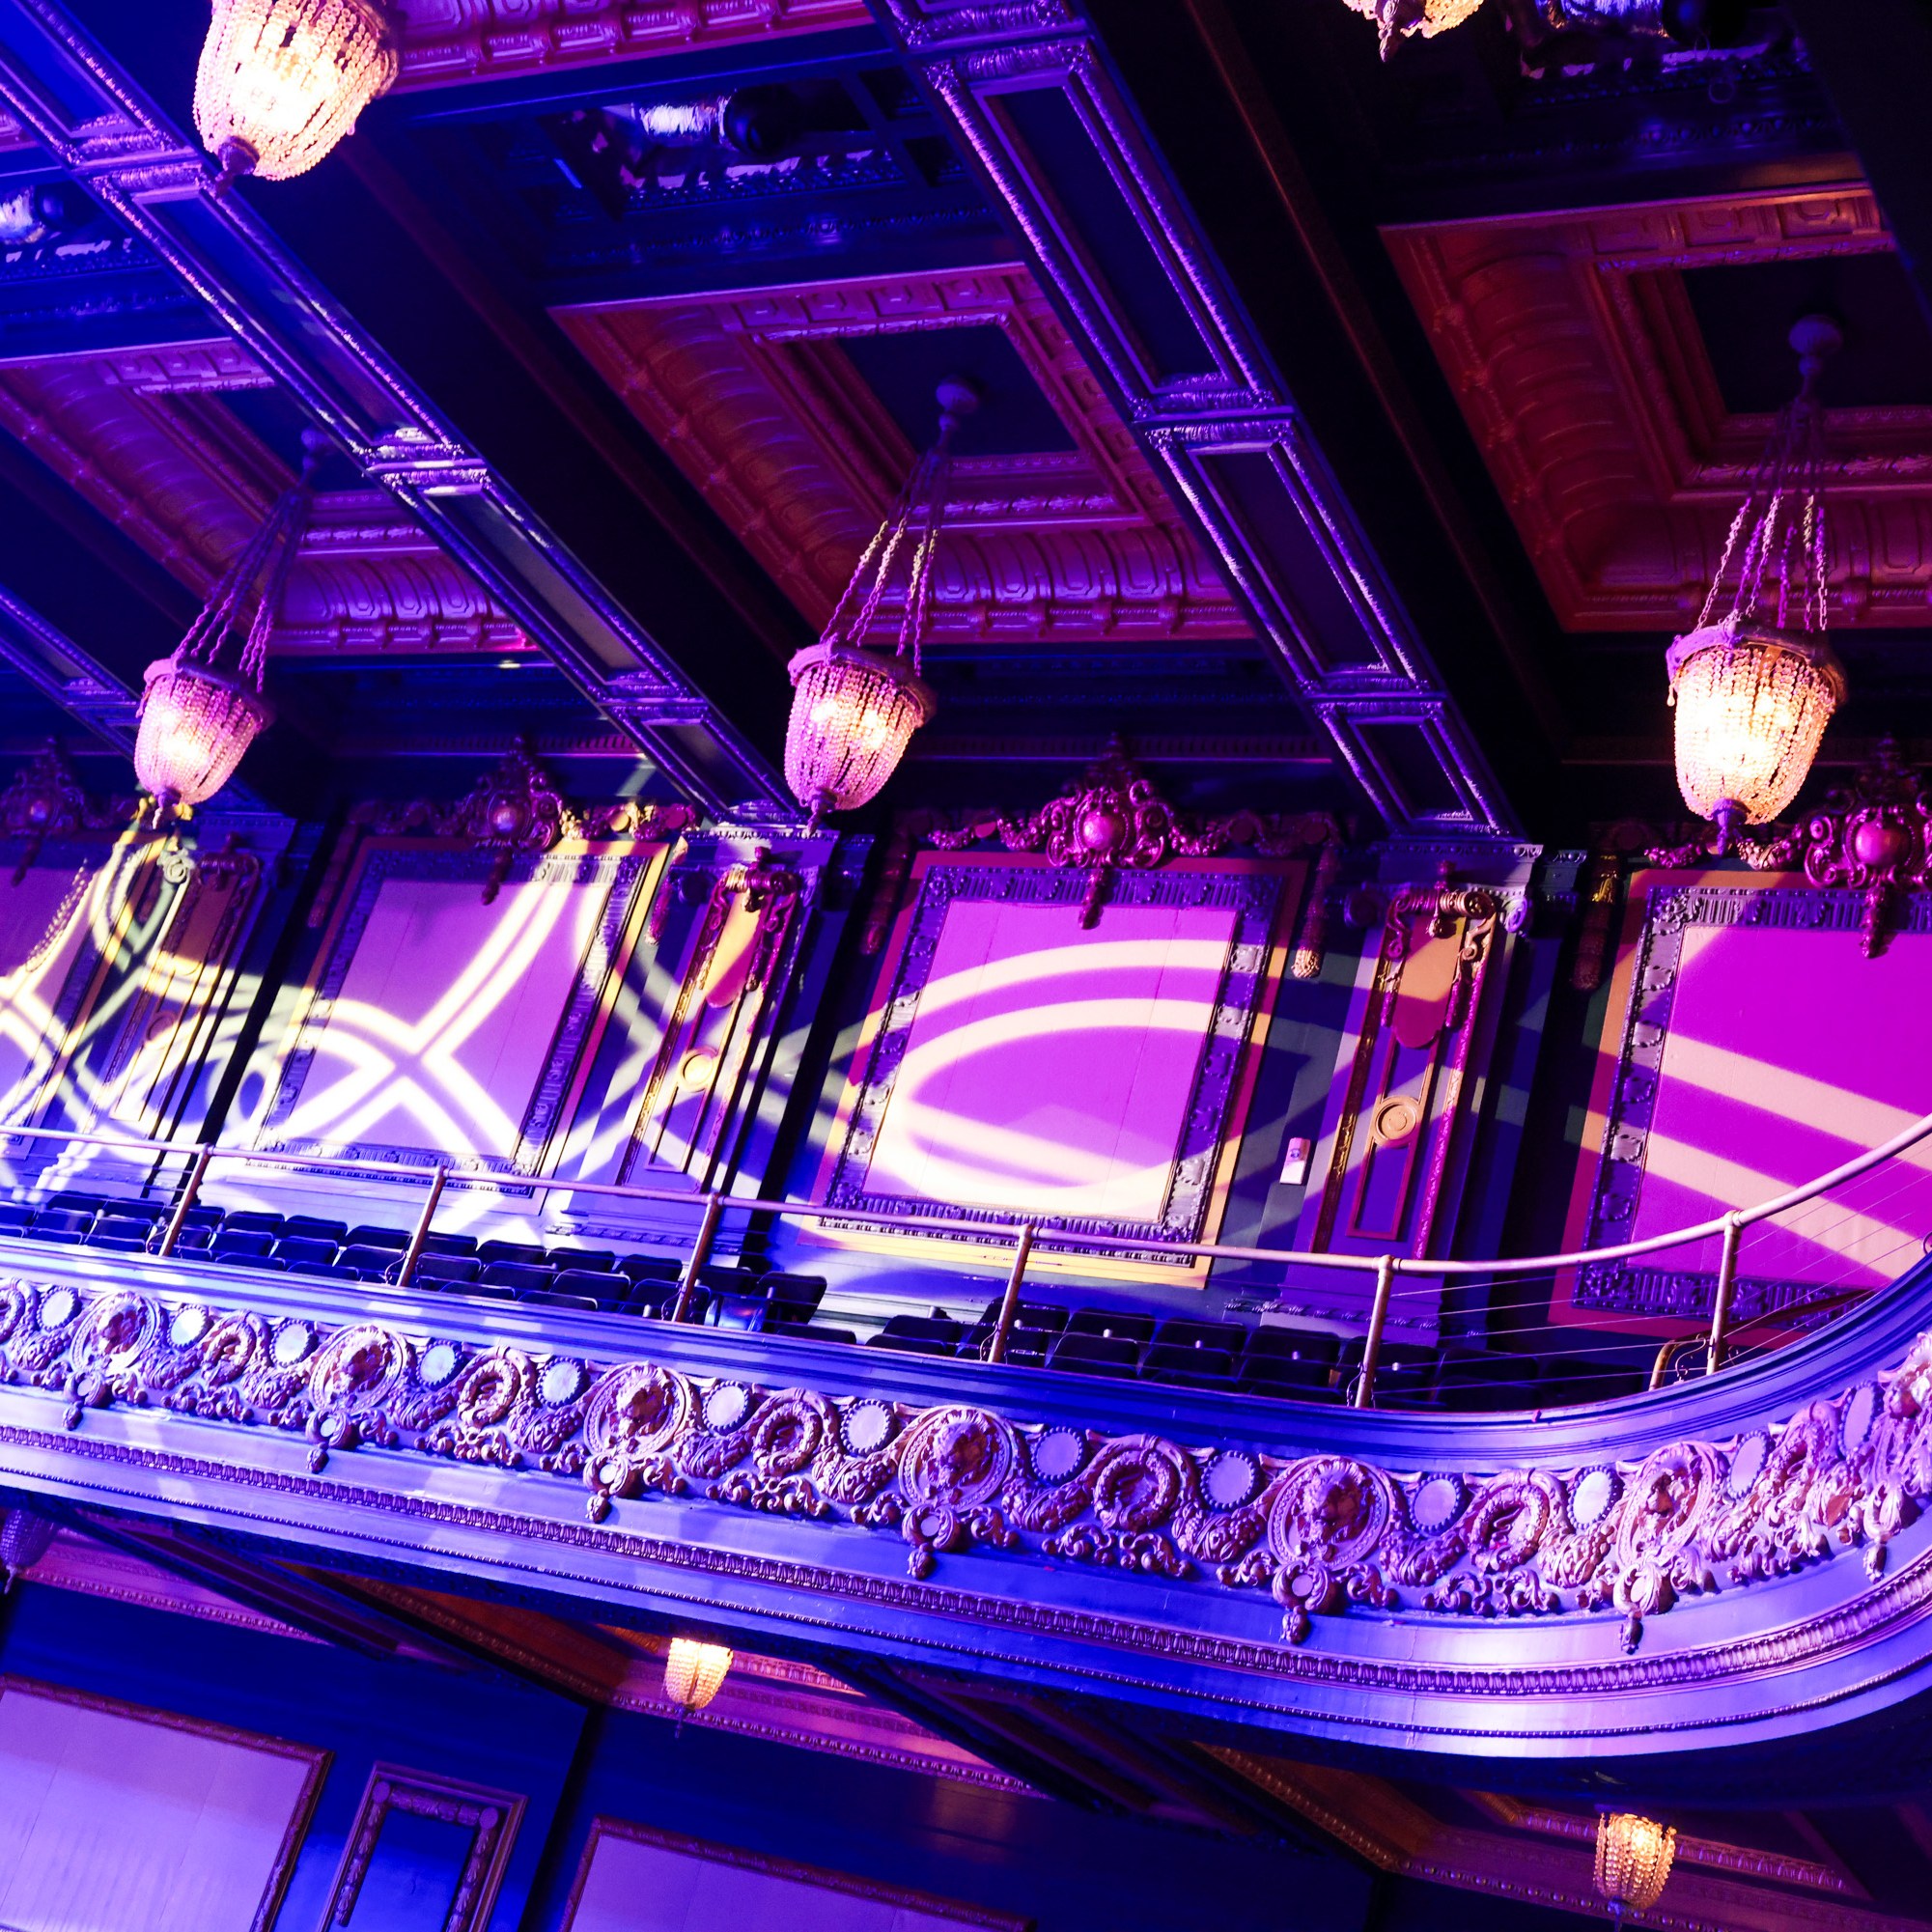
[14,1271,1932,1655]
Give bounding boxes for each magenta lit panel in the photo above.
[1631,924,1932,1289]
[862,897,1239,1222]
[278,873,606,1162]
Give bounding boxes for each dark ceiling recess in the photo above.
[837,324,1077,458]
[1682,249,1932,412]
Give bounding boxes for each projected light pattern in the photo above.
[273,869,612,1164]
[863,901,1240,1221]
[0,863,98,1126]
[1631,925,1932,1290]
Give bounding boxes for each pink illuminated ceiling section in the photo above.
[274,871,608,1163]
[1629,922,1932,1292]
[862,898,1239,1223]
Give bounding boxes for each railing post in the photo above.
[393,1164,447,1289]
[1706,1211,1744,1378]
[1352,1254,1397,1410]
[986,1223,1036,1365]
[671,1192,724,1324]
[154,1145,211,1259]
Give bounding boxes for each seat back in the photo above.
[1067,1308,1158,1345]
[1051,1331,1141,1372]
[1154,1319,1246,1353]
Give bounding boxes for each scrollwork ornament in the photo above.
[927,739,1342,932]
[18,1269,1932,1656]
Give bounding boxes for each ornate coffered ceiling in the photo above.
[388,0,873,92]
[0,338,530,658]
[556,265,1246,647]
[1386,182,1932,633]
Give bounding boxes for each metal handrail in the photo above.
[6,1105,1932,1405]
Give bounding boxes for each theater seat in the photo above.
[273,1237,340,1275]
[550,1269,630,1311]
[1066,1308,1157,1345]
[767,1322,857,1346]
[1050,1331,1141,1378]
[1154,1319,1247,1355]
[412,1254,481,1284]
[340,1245,404,1279]
[282,1217,348,1244]
[478,1240,547,1267]
[29,1209,93,1244]
[1141,1342,1237,1388]
[210,1230,275,1259]
[480,1261,552,1295]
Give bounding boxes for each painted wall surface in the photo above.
[528,1709,1374,1932]
[0,1587,582,1932]
[0,1585,1386,1932]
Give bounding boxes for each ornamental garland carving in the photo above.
[10,1270,1932,1655]
[1744,740,1932,957]
[876,741,1342,973]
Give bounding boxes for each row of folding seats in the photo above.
[0,1192,829,1326]
[867,1302,1642,1409]
[0,1196,1643,1404]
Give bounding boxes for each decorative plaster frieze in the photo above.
[553,266,1246,645]
[389,0,872,91]
[0,350,529,657]
[1384,183,1932,631]
[7,1266,1932,1661]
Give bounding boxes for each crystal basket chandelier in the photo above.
[1593,1810,1677,1922]
[1668,315,1846,854]
[194,0,398,190]
[662,1638,733,1727]
[783,377,976,824]
[134,434,322,825]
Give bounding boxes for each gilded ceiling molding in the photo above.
[1384,184,1930,631]
[0,346,528,657]
[14,1261,1932,1661]
[388,0,872,91]
[553,266,1247,646]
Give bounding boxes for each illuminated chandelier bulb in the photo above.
[136,434,322,824]
[782,376,975,823]
[194,0,398,189]
[1670,314,1843,851]
[1594,1810,1676,1921]
[785,642,935,821]
[1667,619,1843,852]
[663,1638,733,1721]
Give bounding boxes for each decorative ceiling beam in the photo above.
[0,0,789,820]
[874,0,1520,835]
[0,581,139,754]
[387,0,874,95]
